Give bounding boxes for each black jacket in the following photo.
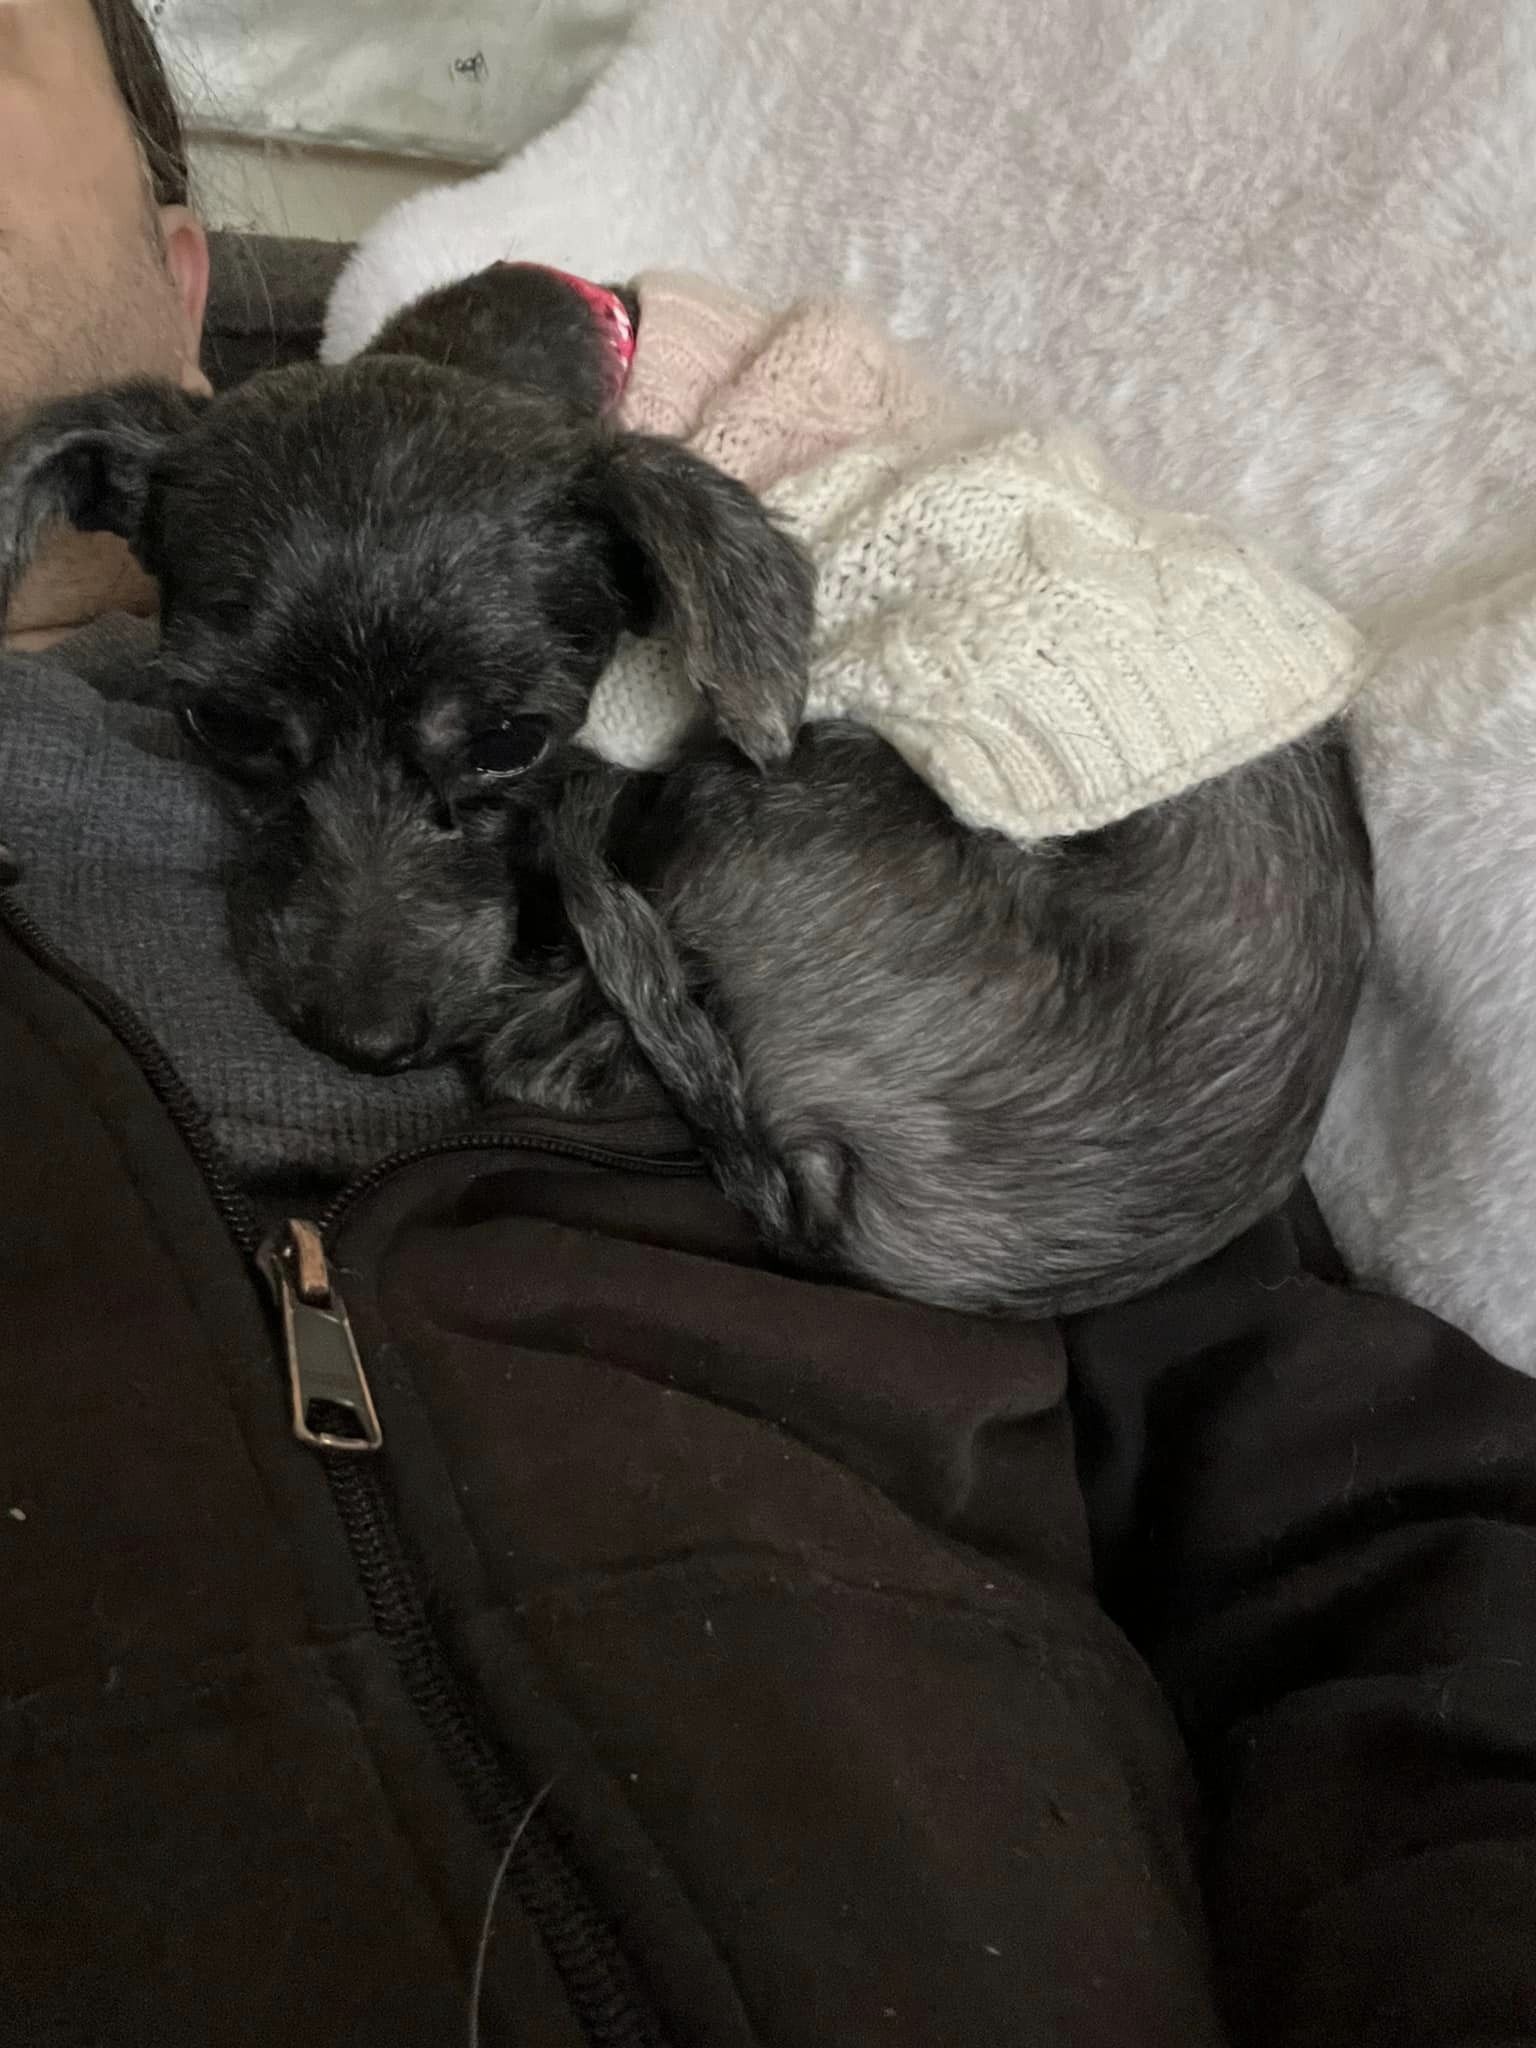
[4,882,1536,2048]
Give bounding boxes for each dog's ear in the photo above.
[593,435,815,768]
[0,380,204,623]
[368,264,638,416]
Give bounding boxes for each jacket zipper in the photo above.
[266,1117,702,1456]
[261,1220,384,1451]
[0,884,679,2048]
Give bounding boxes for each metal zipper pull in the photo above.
[260,1219,383,1453]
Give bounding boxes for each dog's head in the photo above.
[0,265,813,1073]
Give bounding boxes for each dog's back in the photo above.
[561,721,1370,1316]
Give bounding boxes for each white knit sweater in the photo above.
[584,384,1364,840]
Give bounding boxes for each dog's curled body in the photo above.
[545,720,1369,1316]
[0,264,1372,1317]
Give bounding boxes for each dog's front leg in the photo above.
[473,954,640,1113]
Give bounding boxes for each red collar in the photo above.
[496,262,637,407]
[548,267,637,384]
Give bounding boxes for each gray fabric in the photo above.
[203,233,351,391]
[0,620,477,1185]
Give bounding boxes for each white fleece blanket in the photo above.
[326,0,1536,1374]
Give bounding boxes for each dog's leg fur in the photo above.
[553,767,822,1249]
[474,946,642,1113]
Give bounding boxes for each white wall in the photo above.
[156,0,637,241]
[189,136,471,241]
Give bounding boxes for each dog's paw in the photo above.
[473,1005,637,1114]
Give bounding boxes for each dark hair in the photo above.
[89,0,189,211]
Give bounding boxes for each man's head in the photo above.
[1,0,207,642]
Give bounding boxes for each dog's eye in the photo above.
[462,717,550,778]
[179,701,287,769]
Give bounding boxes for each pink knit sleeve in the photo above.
[685,298,929,492]
[617,273,772,445]
[621,274,968,497]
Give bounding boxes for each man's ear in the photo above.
[157,207,213,397]
[367,264,638,416]
[0,381,204,625]
[593,435,815,768]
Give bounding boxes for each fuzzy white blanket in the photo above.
[325,0,1536,1373]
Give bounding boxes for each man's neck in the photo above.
[4,531,157,653]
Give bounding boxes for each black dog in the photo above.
[0,264,1371,1314]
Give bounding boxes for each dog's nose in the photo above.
[302,1009,431,1076]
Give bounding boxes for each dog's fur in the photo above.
[0,267,1371,1316]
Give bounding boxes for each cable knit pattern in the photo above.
[586,275,1364,841]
